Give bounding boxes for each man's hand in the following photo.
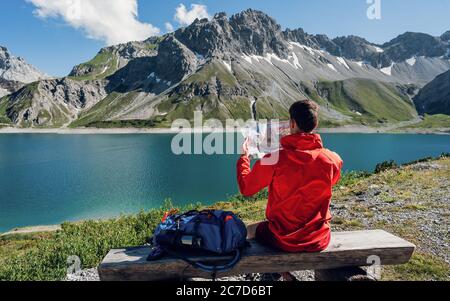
[241,138,250,158]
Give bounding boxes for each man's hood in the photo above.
[280,133,324,164]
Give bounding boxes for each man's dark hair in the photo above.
[289,100,319,133]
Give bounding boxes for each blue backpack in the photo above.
[147,210,248,275]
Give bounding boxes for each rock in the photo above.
[192,270,315,282]
[410,163,443,171]
[0,46,47,84]
[66,268,100,281]
[2,78,107,127]
[0,78,24,97]
[414,70,450,115]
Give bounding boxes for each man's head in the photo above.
[289,100,319,134]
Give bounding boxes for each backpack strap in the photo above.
[163,248,242,275]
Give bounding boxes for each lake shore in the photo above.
[0,125,449,135]
[1,225,62,236]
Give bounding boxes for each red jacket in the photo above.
[237,133,343,252]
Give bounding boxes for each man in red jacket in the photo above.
[237,100,343,256]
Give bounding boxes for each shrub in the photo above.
[374,160,398,174]
[339,171,371,186]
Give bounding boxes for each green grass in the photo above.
[254,97,290,120]
[185,61,237,87]
[3,82,39,127]
[69,51,118,81]
[0,209,171,280]
[70,92,141,128]
[316,79,417,125]
[331,217,364,228]
[221,98,252,120]
[318,118,346,128]
[383,253,449,281]
[0,95,11,124]
[338,171,371,186]
[83,119,156,129]
[404,114,450,129]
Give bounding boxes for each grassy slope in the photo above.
[316,79,417,125]
[69,92,126,127]
[0,95,11,124]
[159,61,246,124]
[402,114,450,129]
[0,83,37,127]
[0,156,448,281]
[68,51,118,81]
[68,38,162,82]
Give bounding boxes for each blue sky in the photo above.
[1,0,449,77]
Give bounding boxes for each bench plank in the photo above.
[98,230,415,281]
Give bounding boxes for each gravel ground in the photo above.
[66,269,314,282]
[332,161,449,264]
[66,269,100,281]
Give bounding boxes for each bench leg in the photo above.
[315,267,377,281]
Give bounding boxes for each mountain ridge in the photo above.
[414,70,450,116]
[0,46,48,97]
[1,9,449,128]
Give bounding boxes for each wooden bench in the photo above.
[98,230,415,281]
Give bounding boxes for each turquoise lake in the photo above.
[0,133,449,232]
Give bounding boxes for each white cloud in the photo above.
[27,0,160,45]
[174,3,210,26]
[165,22,174,33]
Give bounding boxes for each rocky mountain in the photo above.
[0,78,24,98]
[0,46,47,98]
[382,32,448,61]
[0,78,107,127]
[1,9,449,128]
[441,31,450,42]
[284,29,450,70]
[414,70,450,116]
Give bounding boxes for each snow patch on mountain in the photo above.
[222,61,232,73]
[374,46,384,53]
[241,54,253,64]
[336,57,350,70]
[0,87,8,97]
[381,63,394,76]
[290,42,321,57]
[406,57,417,66]
[289,52,303,69]
[327,63,337,72]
